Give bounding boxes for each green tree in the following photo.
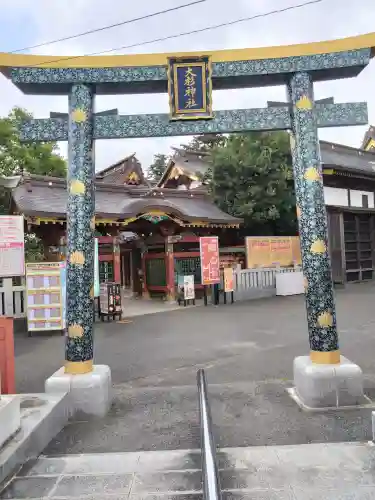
[183,133,226,153]
[24,233,44,262]
[147,153,169,183]
[0,107,67,262]
[0,107,66,177]
[210,131,297,235]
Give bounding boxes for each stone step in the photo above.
[1,442,375,499]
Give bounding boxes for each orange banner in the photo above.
[223,267,234,292]
[245,236,302,269]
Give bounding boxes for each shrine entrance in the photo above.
[2,32,375,408]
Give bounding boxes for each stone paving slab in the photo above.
[2,442,375,499]
[44,381,374,455]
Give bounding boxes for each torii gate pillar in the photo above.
[45,84,112,418]
[288,72,364,408]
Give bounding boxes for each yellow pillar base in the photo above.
[64,359,93,374]
[310,350,340,365]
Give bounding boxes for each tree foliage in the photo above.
[183,133,225,153]
[147,153,169,183]
[24,233,44,262]
[0,107,66,177]
[0,107,67,263]
[209,132,297,235]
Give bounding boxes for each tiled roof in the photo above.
[158,141,375,182]
[158,149,210,186]
[361,126,375,149]
[320,141,375,175]
[12,176,241,224]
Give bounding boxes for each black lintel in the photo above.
[267,97,334,108]
[49,108,119,119]
[95,108,118,116]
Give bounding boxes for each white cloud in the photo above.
[1,0,375,171]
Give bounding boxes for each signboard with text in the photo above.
[167,56,213,120]
[26,262,65,332]
[200,236,220,285]
[245,236,302,269]
[0,216,25,277]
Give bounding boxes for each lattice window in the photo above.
[174,257,201,284]
[99,261,114,282]
[146,258,166,286]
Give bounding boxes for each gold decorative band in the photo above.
[310,350,340,365]
[64,359,93,374]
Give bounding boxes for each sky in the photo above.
[1,0,375,173]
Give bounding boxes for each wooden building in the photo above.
[321,139,375,284]
[10,153,241,300]
[158,139,375,285]
[9,134,375,292]
[159,147,210,190]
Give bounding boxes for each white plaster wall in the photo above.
[323,186,348,207]
[349,190,374,208]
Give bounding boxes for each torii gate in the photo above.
[2,32,375,414]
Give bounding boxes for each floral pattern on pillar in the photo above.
[65,84,95,374]
[287,72,339,363]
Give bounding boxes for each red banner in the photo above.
[200,236,220,285]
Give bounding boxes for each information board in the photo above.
[199,236,220,285]
[99,282,122,315]
[245,237,302,269]
[0,216,25,277]
[26,262,65,332]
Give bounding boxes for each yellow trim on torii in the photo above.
[364,138,375,151]
[0,32,374,70]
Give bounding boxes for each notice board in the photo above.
[26,262,65,332]
[245,236,302,269]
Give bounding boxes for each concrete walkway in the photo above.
[121,297,199,318]
[2,442,375,498]
[12,282,375,453]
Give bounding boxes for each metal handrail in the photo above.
[197,369,222,500]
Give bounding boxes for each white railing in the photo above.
[233,266,301,301]
[0,267,302,316]
[0,277,26,318]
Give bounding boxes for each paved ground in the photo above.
[13,281,375,454]
[3,443,375,499]
[120,296,199,318]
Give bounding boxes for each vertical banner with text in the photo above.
[94,238,100,297]
[223,267,234,292]
[199,236,220,285]
[0,216,25,277]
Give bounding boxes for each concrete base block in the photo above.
[0,396,21,449]
[0,393,68,484]
[293,355,365,408]
[45,365,112,419]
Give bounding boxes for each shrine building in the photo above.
[8,130,375,295]
[10,148,241,300]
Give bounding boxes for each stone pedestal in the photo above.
[293,355,365,408]
[0,395,20,448]
[45,365,112,418]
